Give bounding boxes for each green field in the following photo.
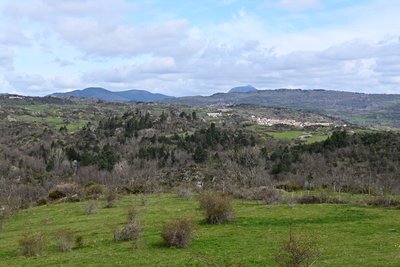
[1,194,399,266]
[266,130,305,140]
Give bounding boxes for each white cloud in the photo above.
[1,0,400,95]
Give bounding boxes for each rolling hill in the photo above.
[165,89,400,127]
[51,87,173,102]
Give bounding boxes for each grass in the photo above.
[0,194,399,266]
[15,115,88,132]
[267,130,305,140]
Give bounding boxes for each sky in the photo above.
[0,0,399,96]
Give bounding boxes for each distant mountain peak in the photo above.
[228,85,257,93]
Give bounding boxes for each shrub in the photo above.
[49,183,83,202]
[175,187,193,200]
[295,195,322,204]
[256,187,283,204]
[276,181,302,192]
[75,235,84,248]
[54,229,74,252]
[0,206,11,230]
[127,205,139,223]
[18,233,44,257]
[85,183,105,199]
[366,196,400,207]
[161,218,195,248]
[113,222,142,243]
[199,192,234,224]
[105,190,118,208]
[275,229,320,267]
[140,194,148,206]
[84,200,98,215]
[55,183,82,196]
[48,190,66,200]
[36,198,48,206]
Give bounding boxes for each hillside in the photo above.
[51,87,173,102]
[0,94,77,105]
[165,89,400,127]
[1,101,400,266]
[1,194,399,266]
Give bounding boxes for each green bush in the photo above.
[85,183,105,199]
[18,233,45,257]
[105,190,118,208]
[74,235,84,249]
[84,200,98,215]
[54,229,74,252]
[36,198,48,206]
[199,192,234,224]
[161,218,195,248]
[113,222,142,243]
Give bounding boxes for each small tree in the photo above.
[199,192,234,224]
[161,218,195,248]
[54,229,74,252]
[18,233,45,257]
[275,229,321,267]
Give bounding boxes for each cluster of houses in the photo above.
[251,115,333,127]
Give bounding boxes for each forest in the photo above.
[0,102,399,211]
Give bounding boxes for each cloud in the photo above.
[77,37,400,96]
[1,0,400,96]
[55,18,188,57]
[4,0,188,58]
[6,73,46,92]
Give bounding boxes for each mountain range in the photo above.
[4,86,400,127]
[51,87,173,102]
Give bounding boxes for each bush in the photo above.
[75,235,84,248]
[18,233,44,257]
[48,190,66,200]
[295,193,349,205]
[127,205,139,223]
[161,218,195,248]
[275,229,320,267]
[105,190,118,208]
[56,183,82,196]
[276,181,302,192]
[85,183,105,199]
[0,206,11,230]
[36,198,48,206]
[199,192,234,224]
[256,187,283,204]
[113,222,142,243]
[49,183,83,202]
[366,196,400,207]
[84,200,98,215]
[140,194,148,206]
[295,195,322,204]
[175,187,193,200]
[54,229,74,252]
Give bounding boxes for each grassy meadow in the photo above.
[1,194,399,266]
